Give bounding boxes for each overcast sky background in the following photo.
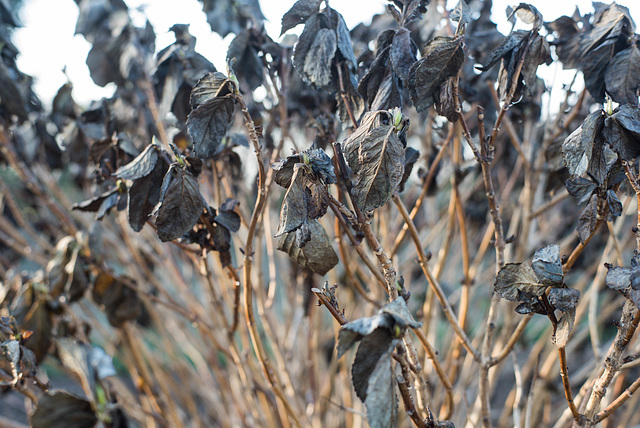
[11,0,640,109]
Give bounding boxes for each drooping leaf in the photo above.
[531,244,563,286]
[214,199,241,232]
[187,96,235,160]
[399,147,419,192]
[226,29,266,91]
[562,110,605,178]
[114,141,159,180]
[408,36,465,112]
[337,297,419,428]
[521,33,551,95]
[607,189,623,218]
[577,194,598,244]
[545,15,582,69]
[605,44,640,105]
[477,30,527,75]
[280,0,323,36]
[304,28,337,88]
[275,166,309,237]
[582,38,620,103]
[277,219,338,275]
[128,157,169,232]
[565,177,597,205]
[342,109,407,212]
[31,391,97,428]
[200,0,265,38]
[389,28,416,83]
[494,263,544,301]
[435,75,458,123]
[353,328,397,428]
[603,104,640,161]
[549,288,580,312]
[553,308,575,348]
[155,164,204,242]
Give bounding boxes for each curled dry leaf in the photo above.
[494,263,545,301]
[114,142,159,180]
[277,219,338,275]
[549,287,580,312]
[342,109,408,212]
[554,308,576,348]
[531,244,563,286]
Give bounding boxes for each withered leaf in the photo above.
[408,36,464,112]
[605,264,640,291]
[201,0,264,38]
[549,288,580,312]
[31,391,97,428]
[582,38,619,103]
[532,244,563,286]
[190,72,236,110]
[187,95,235,160]
[226,29,264,91]
[565,177,597,205]
[435,75,459,122]
[336,66,365,125]
[603,104,640,161]
[93,272,146,327]
[275,166,308,237]
[562,110,605,178]
[399,147,419,193]
[342,109,407,212]
[513,3,543,28]
[607,189,623,218]
[450,0,471,28]
[156,165,204,242]
[280,0,323,36]
[554,308,575,348]
[521,33,551,95]
[494,263,544,301]
[14,285,52,363]
[605,44,640,105]
[114,142,159,180]
[337,297,419,428]
[128,158,169,232]
[353,329,397,428]
[307,184,329,220]
[577,194,598,244]
[389,28,416,83]
[214,199,241,232]
[545,15,581,69]
[277,219,338,275]
[72,185,125,221]
[304,28,337,89]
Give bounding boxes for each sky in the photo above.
[11,0,640,109]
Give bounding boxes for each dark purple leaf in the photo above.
[303,28,337,88]
[93,272,146,327]
[389,28,416,83]
[201,0,264,38]
[577,194,598,244]
[187,96,235,160]
[72,185,124,221]
[128,159,169,232]
[435,75,459,122]
[398,147,419,193]
[155,165,204,242]
[605,44,640,105]
[275,166,308,237]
